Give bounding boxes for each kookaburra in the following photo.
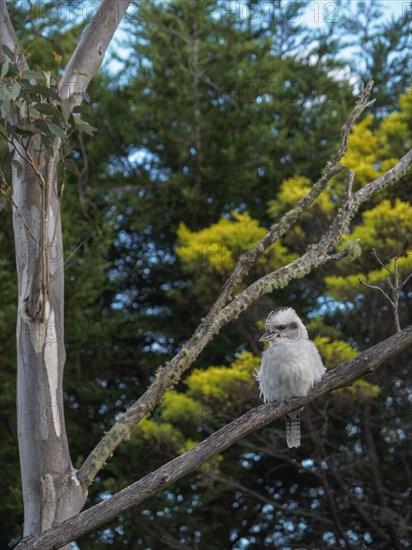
[256,307,325,448]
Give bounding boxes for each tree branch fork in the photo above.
[16,325,412,550]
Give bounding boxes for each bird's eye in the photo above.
[279,325,286,330]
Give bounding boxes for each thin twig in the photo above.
[0,166,37,242]
[360,245,411,333]
[371,248,393,276]
[0,130,47,188]
[400,271,412,290]
[48,235,94,284]
[326,249,350,262]
[203,471,335,526]
[358,279,395,307]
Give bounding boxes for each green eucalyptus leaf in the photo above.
[25,84,60,101]
[46,122,66,138]
[73,105,89,114]
[34,103,65,122]
[16,123,39,133]
[0,81,20,101]
[60,99,71,122]
[1,45,15,60]
[75,120,97,136]
[17,101,28,118]
[34,119,49,135]
[29,107,41,118]
[0,61,10,81]
[22,70,47,82]
[5,63,19,77]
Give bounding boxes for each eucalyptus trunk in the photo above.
[13,147,86,536]
[0,0,132,541]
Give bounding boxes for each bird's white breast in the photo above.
[256,338,325,403]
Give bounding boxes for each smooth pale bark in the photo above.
[59,0,131,105]
[13,143,86,538]
[1,0,131,539]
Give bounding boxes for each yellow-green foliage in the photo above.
[269,176,334,220]
[345,199,411,252]
[341,115,381,185]
[134,96,411,458]
[325,254,411,300]
[377,88,412,158]
[341,89,411,187]
[132,417,184,452]
[336,379,381,402]
[176,211,295,275]
[314,336,380,401]
[178,439,198,454]
[186,351,259,407]
[132,352,260,456]
[269,93,411,238]
[160,391,202,424]
[314,336,358,369]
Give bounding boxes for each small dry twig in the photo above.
[359,242,411,332]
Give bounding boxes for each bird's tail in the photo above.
[285,411,301,448]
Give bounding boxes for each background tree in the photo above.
[1,0,411,548]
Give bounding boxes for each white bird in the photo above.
[256,307,325,448]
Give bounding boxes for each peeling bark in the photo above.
[13,150,86,537]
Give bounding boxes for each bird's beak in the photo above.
[259,331,278,342]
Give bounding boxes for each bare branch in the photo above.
[59,0,131,105]
[371,248,393,276]
[215,150,411,337]
[400,271,412,290]
[355,149,412,205]
[15,326,412,550]
[345,168,355,204]
[360,240,412,333]
[0,166,37,242]
[358,279,395,307]
[325,248,351,262]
